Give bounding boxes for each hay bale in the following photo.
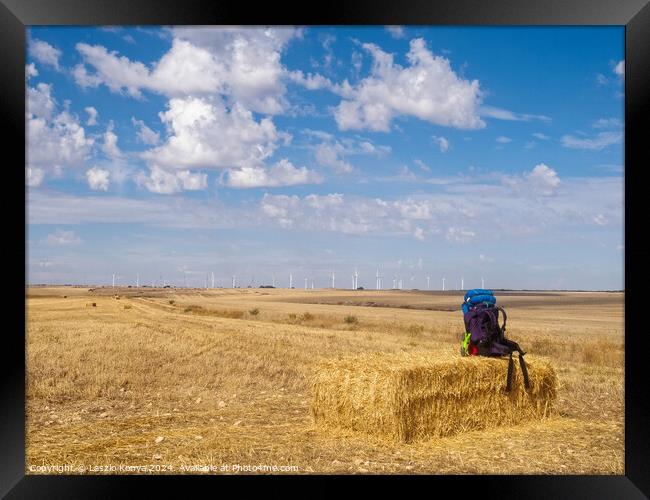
[311,349,558,442]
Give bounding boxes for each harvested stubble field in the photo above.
[26,286,624,474]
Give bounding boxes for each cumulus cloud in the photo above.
[413,227,425,240]
[101,121,122,158]
[131,117,160,145]
[47,229,81,245]
[26,63,38,78]
[86,167,110,191]
[29,39,62,71]
[496,136,512,144]
[314,142,354,174]
[225,159,323,188]
[614,60,624,78]
[333,38,484,132]
[386,26,406,39]
[561,131,622,150]
[85,106,98,126]
[136,166,208,194]
[141,96,279,170]
[532,132,549,140]
[525,163,561,196]
[432,135,450,152]
[502,163,561,197]
[26,83,94,177]
[73,28,300,114]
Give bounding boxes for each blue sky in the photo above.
[26,26,624,290]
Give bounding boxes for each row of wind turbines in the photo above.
[110,270,486,291]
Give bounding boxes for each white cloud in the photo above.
[26,83,94,176]
[593,214,607,226]
[386,26,406,39]
[314,142,354,174]
[26,63,38,78]
[47,229,81,245]
[29,40,62,71]
[141,96,279,170]
[525,163,561,196]
[446,226,476,243]
[592,117,622,129]
[613,60,624,78]
[561,131,622,150]
[176,170,208,190]
[85,106,98,126]
[479,105,551,123]
[86,167,110,191]
[136,166,207,194]
[27,167,45,187]
[29,173,622,245]
[131,117,160,145]
[496,136,512,144]
[432,135,450,152]
[102,121,122,158]
[74,28,300,114]
[415,159,431,172]
[333,38,484,132]
[225,159,322,188]
[413,227,425,240]
[596,73,609,86]
[532,132,549,140]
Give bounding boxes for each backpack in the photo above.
[460,289,530,392]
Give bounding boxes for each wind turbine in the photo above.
[289,272,293,289]
[136,273,139,288]
[392,275,397,289]
[304,277,308,290]
[112,273,115,288]
[232,275,236,289]
[311,278,314,290]
[426,276,430,290]
[211,272,215,289]
[481,276,485,289]
[376,268,381,290]
[331,271,335,289]
[442,277,446,291]
[461,277,464,290]
[354,268,359,290]
[272,273,276,288]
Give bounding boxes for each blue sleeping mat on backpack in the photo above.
[461,289,496,314]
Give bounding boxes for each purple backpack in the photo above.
[463,303,530,392]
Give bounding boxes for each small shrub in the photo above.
[168,300,175,305]
[63,295,67,298]
[288,313,297,320]
[92,303,97,307]
[249,308,260,316]
[301,312,314,321]
[344,315,358,325]
[123,305,132,310]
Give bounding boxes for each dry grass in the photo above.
[25,287,624,474]
[312,349,557,442]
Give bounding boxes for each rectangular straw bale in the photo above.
[311,349,558,442]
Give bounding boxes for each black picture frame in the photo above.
[3,0,648,497]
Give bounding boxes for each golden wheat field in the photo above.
[25,286,624,475]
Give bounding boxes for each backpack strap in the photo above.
[518,353,530,390]
[504,351,530,392]
[506,353,514,392]
[496,306,507,333]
